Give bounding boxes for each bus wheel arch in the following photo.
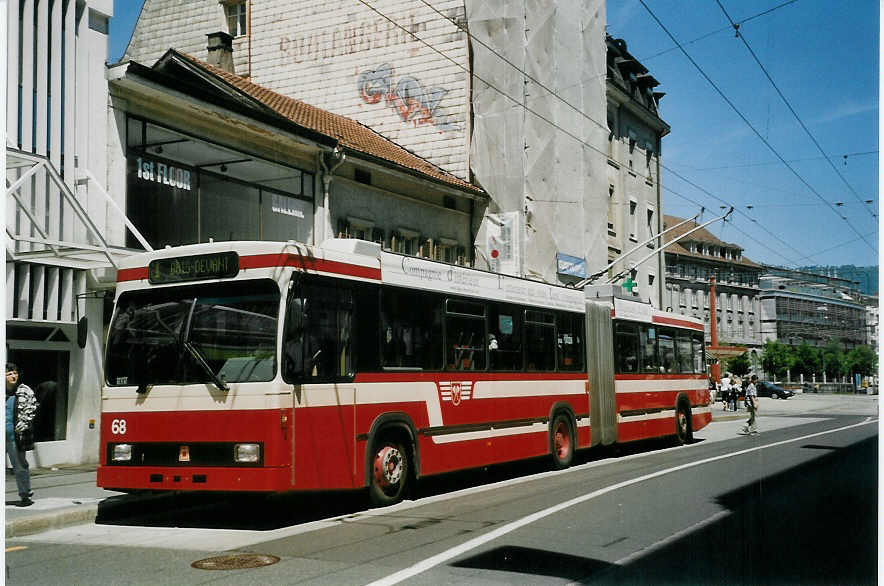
[548,404,576,469]
[365,414,418,506]
[674,396,693,445]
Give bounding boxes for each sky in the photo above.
[109,0,879,269]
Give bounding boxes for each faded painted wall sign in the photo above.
[278,16,425,64]
[357,63,461,132]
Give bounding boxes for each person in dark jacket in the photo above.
[6,363,37,506]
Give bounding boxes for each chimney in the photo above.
[206,31,235,74]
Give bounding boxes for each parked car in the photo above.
[757,381,794,399]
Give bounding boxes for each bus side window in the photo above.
[525,310,555,371]
[557,312,584,371]
[488,304,522,371]
[380,288,442,370]
[676,331,693,373]
[658,328,675,373]
[640,325,658,373]
[445,299,486,371]
[283,279,353,382]
[692,332,705,373]
[614,321,639,373]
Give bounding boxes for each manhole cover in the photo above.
[192,553,280,570]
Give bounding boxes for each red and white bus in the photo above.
[98,239,710,505]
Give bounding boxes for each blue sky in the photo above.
[109,0,879,268]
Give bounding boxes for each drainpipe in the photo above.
[319,147,345,242]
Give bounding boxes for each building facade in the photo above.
[6,0,117,467]
[661,216,763,348]
[6,11,485,466]
[604,35,669,306]
[759,267,867,350]
[123,1,660,298]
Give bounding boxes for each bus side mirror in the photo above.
[77,317,88,348]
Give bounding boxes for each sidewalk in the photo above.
[0,406,773,539]
[5,465,124,538]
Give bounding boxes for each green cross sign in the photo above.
[621,277,637,292]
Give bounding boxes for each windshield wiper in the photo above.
[183,340,229,392]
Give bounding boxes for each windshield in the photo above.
[106,280,280,387]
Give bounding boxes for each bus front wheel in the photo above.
[550,413,575,470]
[368,439,409,507]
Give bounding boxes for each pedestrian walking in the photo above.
[6,363,37,506]
[720,373,732,411]
[739,375,759,435]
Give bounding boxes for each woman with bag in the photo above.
[6,363,37,506]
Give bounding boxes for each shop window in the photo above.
[225,1,247,37]
[200,172,259,242]
[7,350,69,442]
[263,192,313,243]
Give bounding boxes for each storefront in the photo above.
[124,116,316,249]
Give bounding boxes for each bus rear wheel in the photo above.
[550,413,575,470]
[368,439,409,507]
[675,404,692,445]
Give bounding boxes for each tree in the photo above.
[820,340,846,378]
[760,340,792,380]
[791,342,820,378]
[727,352,751,377]
[845,345,877,376]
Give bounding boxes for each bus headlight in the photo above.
[234,443,260,463]
[112,444,133,462]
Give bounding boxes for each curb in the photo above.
[6,503,100,538]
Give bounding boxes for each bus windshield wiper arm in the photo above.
[182,340,229,392]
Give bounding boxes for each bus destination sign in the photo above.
[148,251,240,284]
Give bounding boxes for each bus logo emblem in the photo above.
[439,381,472,406]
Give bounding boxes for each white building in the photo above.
[6,0,117,467]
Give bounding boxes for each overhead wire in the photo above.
[359,0,841,267]
[414,0,826,265]
[690,150,878,171]
[637,0,877,254]
[636,0,801,63]
[714,0,878,220]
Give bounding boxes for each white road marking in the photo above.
[366,418,877,586]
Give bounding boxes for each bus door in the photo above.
[283,275,357,490]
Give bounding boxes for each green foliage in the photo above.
[760,340,792,379]
[820,340,846,377]
[791,342,820,377]
[727,352,752,377]
[845,345,877,376]
[760,341,877,379]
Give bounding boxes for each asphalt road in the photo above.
[6,394,878,585]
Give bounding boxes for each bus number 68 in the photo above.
[111,419,127,435]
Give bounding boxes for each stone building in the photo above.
[661,216,763,348]
[604,35,670,306]
[759,267,867,350]
[122,0,649,295]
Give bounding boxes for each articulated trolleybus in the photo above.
[99,239,710,505]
